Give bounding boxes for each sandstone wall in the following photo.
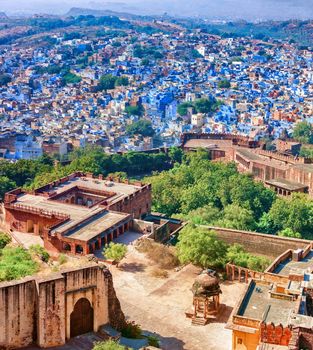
[0,279,37,349]
[37,275,66,347]
[202,226,311,258]
[0,265,125,349]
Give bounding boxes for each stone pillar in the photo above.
[204,299,207,319]
[245,270,249,283]
[232,266,235,281]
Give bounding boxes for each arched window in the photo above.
[64,243,71,251]
[75,245,83,254]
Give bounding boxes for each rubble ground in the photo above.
[111,245,247,350]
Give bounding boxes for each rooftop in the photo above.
[273,250,313,276]
[183,138,233,150]
[65,210,129,242]
[265,178,308,191]
[238,281,295,326]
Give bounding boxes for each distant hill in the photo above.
[65,7,146,20]
[0,12,8,20]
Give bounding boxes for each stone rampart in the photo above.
[200,226,312,258]
[0,264,125,349]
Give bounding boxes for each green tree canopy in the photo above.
[218,79,231,88]
[268,193,313,238]
[176,226,228,269]
[62,72,81,85]
[126,119,154,137]
[0,232,11,250]
[215,204,257,231]
[0,176,16,201]
[0,73,11,86]
[125,105,145,117]
[98,74,117,90]
[177,102,194,116]
[0,247,38,282]
[278,228,302,239]
[104,243,127,263]
[293,121,313,144]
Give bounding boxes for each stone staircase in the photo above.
[191,317,208,326]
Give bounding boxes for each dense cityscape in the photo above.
[0,3,313,350]
[0,13,312,158]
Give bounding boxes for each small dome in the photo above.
[192,271,221,297]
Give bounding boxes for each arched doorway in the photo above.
[70,298,94,337]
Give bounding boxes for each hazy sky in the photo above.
[1,0,312,20]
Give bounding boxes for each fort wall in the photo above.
[0,265,125,349]
[201,226,311,258]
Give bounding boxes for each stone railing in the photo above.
[5,202,69,220]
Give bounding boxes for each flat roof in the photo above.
[236,149,289,170]
[291,163,313,173]
[274,250,313,276]
[49,176,142,199]
[266,178,308,191]
[238,281,295,326]
[65,210,129,242]
[183,139,233,149]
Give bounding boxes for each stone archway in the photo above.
[70,298,94,337]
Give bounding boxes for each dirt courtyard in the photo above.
[110,245,247,350]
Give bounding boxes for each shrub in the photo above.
[103,243,127,264]
[226,244,270,272]
[136,239,179,269]
[0,247,38,281]
[29,244,50,262]
[147,335,160,347]
[0,232,11,249]
[121,321,142,339]
[93,340,126,350]
[150,267,168,278]
[58,253,68,265]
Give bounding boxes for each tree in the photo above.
[0,232,11,249]
[299,147,313,159]
[141,58,150,66]
[0,176,16,201]
[98,74,117,91]
[168,146,183,164]
[194,98,214,114]
[218,79,231,89]
[124,105,145,117]
[226,244,270,272]
[0,73,11,86]
[115,76,129,87]
[126,119,154,137]
[176,226,228,269]
[215,204,256,231]
[177,102,194,116]
[268,193,313,238]
[104,243,127,264]
[62,72,81,85]
[278,228,301,239]
[293,121,313,144]
[93,340,126,350]
[181,204,221,225]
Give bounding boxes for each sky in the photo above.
[0,0,312,20]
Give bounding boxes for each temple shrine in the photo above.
[186,269,222,325]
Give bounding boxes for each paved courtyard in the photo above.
[111,246,247,350]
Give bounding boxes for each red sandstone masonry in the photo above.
[200,226,312,258]
[0,265,125,349]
